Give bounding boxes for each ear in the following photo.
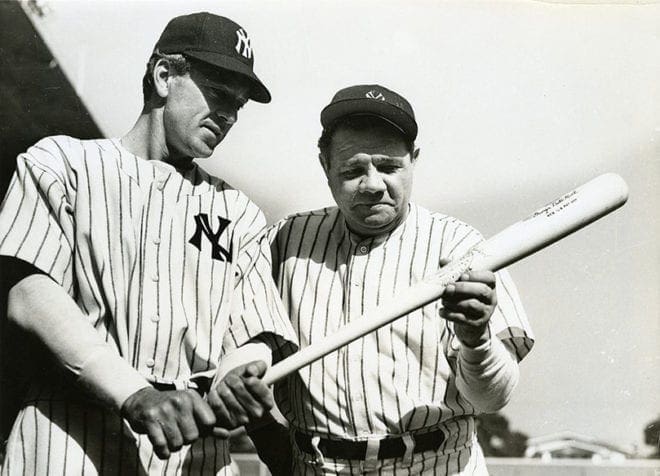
[318,152,330,175]
[411,147,420,163]
[153,58,172,99]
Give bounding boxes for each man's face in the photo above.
[163,63,250,160]
[323,120,417,237]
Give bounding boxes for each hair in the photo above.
[141,50,192,103]
[318,115,416,168]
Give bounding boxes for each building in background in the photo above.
[525,431,635,463]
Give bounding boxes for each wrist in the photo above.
[455,324,490,348]
[78,347,151,413]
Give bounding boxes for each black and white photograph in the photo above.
[0,0,658,474]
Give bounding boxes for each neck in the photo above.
[121,105,192,168]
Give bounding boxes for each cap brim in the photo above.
[321,99,417,140]
[185,51,271,103]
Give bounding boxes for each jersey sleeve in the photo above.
[222,199,298,362]
[441,218,534,362]
[0,138,76,291]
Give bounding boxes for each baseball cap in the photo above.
[154,12,271,103]
[320,84,418,141]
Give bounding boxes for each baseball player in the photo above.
[0,12,296,475]
[253,85,535,474]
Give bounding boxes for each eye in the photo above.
[340,169,363,180]
[378,164,400,174]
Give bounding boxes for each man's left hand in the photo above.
[440,269,497,348]
[207,360,274,433]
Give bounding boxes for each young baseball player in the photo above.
[254,85,534,474]
[0,12,296,475]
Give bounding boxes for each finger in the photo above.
[213,382,248,426]
[160,419,185,453]
[243,360,267,378]
[212,426,232,439]
[440,308,490,328]
[242,375,274,410]
[188,391,216,428]
[442,298,491,317]
[207,387,238,428]
[225,374,265,419]
[460,270,496,288]
[144,420,170,459]
[443,281,495,305]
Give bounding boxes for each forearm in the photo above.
[455,336,519,413]
[247,414,292,476]
[7,274,150,411]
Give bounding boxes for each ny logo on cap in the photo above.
[235,28,253,59]
[365,90,385,101]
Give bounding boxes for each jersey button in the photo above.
[359,245,368,254]
[152,274,159,282]
[153,237,161,245]
[146,358,155,368]
[150,314,160,323]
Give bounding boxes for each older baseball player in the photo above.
[0,12,296,475]
[253,84,534,474]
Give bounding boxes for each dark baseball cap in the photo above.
[154,12,271,103]
[320,84,418,141]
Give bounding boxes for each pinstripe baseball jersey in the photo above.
[269,204,533,474]
[0,135,296,475]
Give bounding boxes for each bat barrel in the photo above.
[471,173,629,271]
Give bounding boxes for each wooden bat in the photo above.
[263,173,629,386]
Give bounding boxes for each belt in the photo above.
[294,428,446,460]
[151,377,212,396]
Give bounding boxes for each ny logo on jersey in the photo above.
[188,214,233,262]
[235,28,253,59]
[365,90,385,101]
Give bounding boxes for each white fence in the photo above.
[232,454,660,476]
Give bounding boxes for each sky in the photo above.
[22,0,659,453]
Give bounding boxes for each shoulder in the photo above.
[410,204,484,255]
[18,135,104,185]
[267,206,338,245]
[414,203,482,236]
[274,206,338,232]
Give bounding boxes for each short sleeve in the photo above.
[0,140,76,290]
[221,199,298,362]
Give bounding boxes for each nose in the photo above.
[359,168,386,194]
[215,107,238,126]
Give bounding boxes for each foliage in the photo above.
[475,413,528,457]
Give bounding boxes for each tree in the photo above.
[476,413,528,457]
[644,416,660,458]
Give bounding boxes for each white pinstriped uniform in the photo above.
[0,136,296,475]
[269,204,534,475]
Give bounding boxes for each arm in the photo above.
[8,274,216,459]
[455,336,519,413]
[440,268,519,413]
[206,340,293,475]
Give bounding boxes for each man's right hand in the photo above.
[120,387,217,459]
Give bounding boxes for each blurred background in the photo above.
[0,0,658,474]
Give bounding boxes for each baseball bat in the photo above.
[263,173,629,386]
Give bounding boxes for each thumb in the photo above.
[439,257,451,267]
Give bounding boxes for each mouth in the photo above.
[354,202,392,209]
[202,123,224,139]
